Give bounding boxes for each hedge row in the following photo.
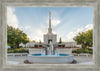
[7,48,29,53]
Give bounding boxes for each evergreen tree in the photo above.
[59,37,62,44]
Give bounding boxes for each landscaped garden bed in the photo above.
[7,48,29,53]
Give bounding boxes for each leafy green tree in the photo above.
[7,25,29,48]
[74,29,93,49]
[59,37,62,44]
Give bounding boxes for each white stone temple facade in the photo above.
[44,12,57,45]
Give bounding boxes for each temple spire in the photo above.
[49,12,51,28]
[48,12,52,34]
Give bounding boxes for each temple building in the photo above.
[19,12,81,48]
[44,12,57,45]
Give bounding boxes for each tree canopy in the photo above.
[7,25,30,48]
[73,29,93,48]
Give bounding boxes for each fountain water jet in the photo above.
[47,41,55,55]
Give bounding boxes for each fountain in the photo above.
[27,41,74,63]
[47,41,55,55]
[27,12,74,63]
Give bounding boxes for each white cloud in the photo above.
[66,24,93,42]
[52,31,57,34]
[24,26,31,30]
[27,29,44,42]
[26,24,48,42]
[47,19,61,27]
[7,7,19,29]
[51,19,61,27]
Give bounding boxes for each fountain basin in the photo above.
[27,54,73,63]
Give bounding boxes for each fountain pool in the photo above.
[32,54,69,56]
[27,41,74,63]
[28,54,73,63]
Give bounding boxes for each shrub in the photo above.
[72,50,77,53]
[34,45,38,48]
[88,49,93,54]
[18,46,23,48]
[39,45,42,47]
[72,48,93,54]
[85,49,89,53]
[76,49,81,54]
[72,46,79,48]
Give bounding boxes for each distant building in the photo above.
[7,46,11,49]
[25,42,35,48]
[62,42,81,48]
[19,43,25,47]
[89,47,93,49]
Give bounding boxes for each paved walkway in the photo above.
[74,56,93,64]
[7,56,93,64]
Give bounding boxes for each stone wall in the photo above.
[29,48,43,54]
[55,48,72,54]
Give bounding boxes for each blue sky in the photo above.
[7,7,93,42]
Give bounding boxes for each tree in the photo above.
[32,40,36,42]
[39,40,42,44]
[7,25,30,48]
[73,29,93,49]
[59,37,62,44]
